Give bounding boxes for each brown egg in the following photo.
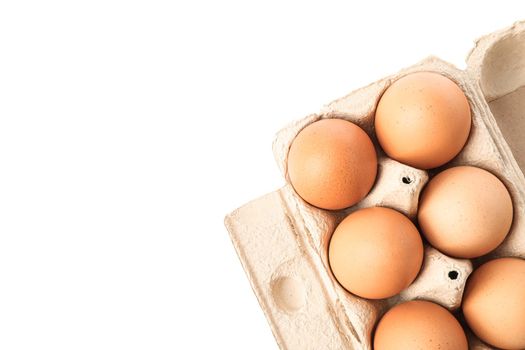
[328,207,423,299]
[463,258,525,350]
[418,166,513,258]
[375,72,471,169]
[287,118,377,210]
[374,300,468,350]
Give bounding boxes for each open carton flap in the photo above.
[467,20,525,175]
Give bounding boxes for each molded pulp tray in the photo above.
[225,21,525,350]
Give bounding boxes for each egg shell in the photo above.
[375,72,471,169]
[328,207,423,299]
[225,20,525,350]
[287,118,377,210]
[463,258,525,350]
[418,165,513,258]
[374,300,468,350]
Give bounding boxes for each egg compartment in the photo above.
[225,20,525,350]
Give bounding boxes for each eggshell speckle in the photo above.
[375,72,471,169]
[287,118,377,210]
[328,207,423,299]
[374,300,468,350]
[418,166,513,258]
[463,257,525,350]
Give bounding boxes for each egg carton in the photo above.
[224,21,525,350]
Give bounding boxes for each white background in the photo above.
[0,1,524,349]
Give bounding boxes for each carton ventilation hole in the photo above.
[402,176,412,184]
[448,270,459,280]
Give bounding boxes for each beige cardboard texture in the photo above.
[225,21,525,350]
[468,20,525,179]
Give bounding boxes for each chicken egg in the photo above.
[375,72,471,169]
[463,257,525,350]
[287,118,377,210]
[418,166,513,258]
[374,300,468,350]
[328,207,423,299]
